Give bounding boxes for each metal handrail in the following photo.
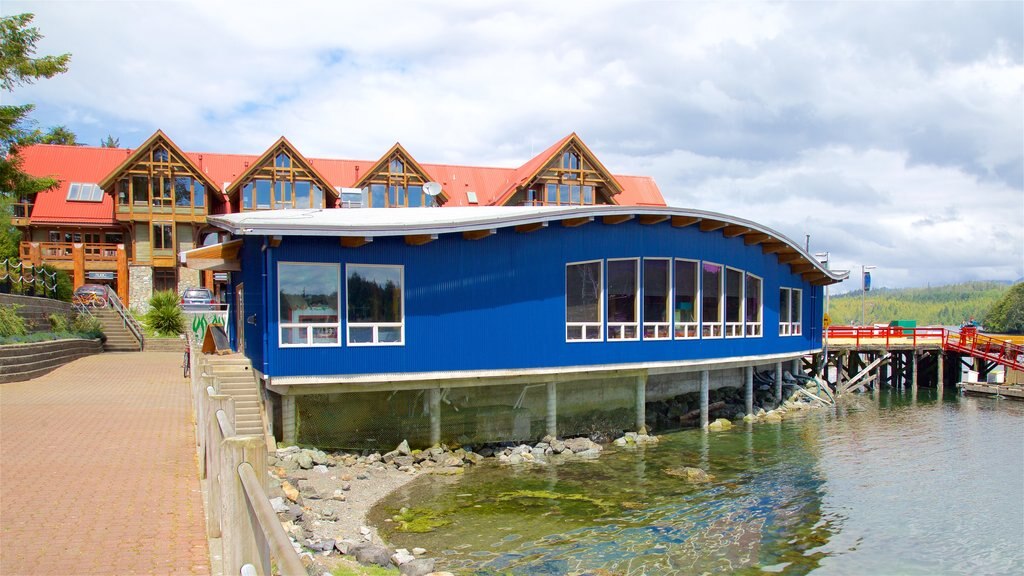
[827,325,1023,372]
[237,463,307,576]
[104,285,145,350]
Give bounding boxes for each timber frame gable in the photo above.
[353,143,449,207]
[226,137,339,211]
[496,133,625,207]
[98,129,223,220]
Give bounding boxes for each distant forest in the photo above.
[827,281,1012,327]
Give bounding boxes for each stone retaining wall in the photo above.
[0,294,74,333]
[0,338,103,384]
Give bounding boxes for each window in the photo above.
[132,175,148,205]
[702,262,723,338]
[278,263,340,347]
[347,264,404,345]
[194,181,205,208]
[725,267,744,338]
[117,179,129,205]
[153,268,176,292]
[674,259,699,339]
[239,146,328,211]
[152,223,174,251]
[566,261,603,341]
[791,288,803,336]
[67,183,104,202]
[607,259,639,340]
[745,274,762,337]
[174,176,192,207]
[153,147,169,163]
[48,231,60,243]
[779,288,792,336]
[360,153,433,208]
[340,189,363,208]
[643,258,671,340]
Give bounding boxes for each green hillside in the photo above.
[827,281,1011,327]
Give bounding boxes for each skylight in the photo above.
[67,183,104,202]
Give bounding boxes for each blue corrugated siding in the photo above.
[247,220,824,377]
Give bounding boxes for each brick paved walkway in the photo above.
[1,352,210,575]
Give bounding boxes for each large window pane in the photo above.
[702,262,723,338]
[674,259,698,338]
[566,261,602,341]
[294,181,311,209]
[725,267,743,337]
[194,181,205,207]
[278,263,340,347]
[779,288,791,336]
[347,265,404,345]
[643,259,670,339]
[791,288,803,335]
[255,180,271,209]
[608,259,638,340]
[745,274,762,337]
[175,176,191,207]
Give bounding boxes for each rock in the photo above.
[281,481,300,503]
[391,548,416,565]
[355,544,392,567]
[564,437,594,453]
[339,473,353,482]
[334,539,355,555]
[575,448,602,459]
[664,466,715,483]
[320,539,336,552]
[478,447,494,457]
[282,505,303,522]
[277,445,301,456]
[463,452,484,465]
[412,547,427,556]
[359,526,371,537]
[366,453,382,464]
[321,509,336,519]
[438,454,463,467]
[508,454,524,465]
[743,413,757,423]
[331,490,346,502]
[397,439,412,455]
[356,473,369,480]
[614,437,628,446]
[270,496,289,513]
[550,440,566,453]
[428,466,465,476]
[341,482,352,491]
[400,558,437,576]
[296,453,314,469]
[382,450,399,463]
[707,418,733,431]
[764,412,783,423]
[313,464,329,474]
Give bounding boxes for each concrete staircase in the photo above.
[92,309,143,352]
[204,355,265,437]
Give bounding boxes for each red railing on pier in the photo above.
[826,326,1024,372]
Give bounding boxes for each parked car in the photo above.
[180,288,217,311]
[72,284,109,307]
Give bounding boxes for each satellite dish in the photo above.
[423,182,442,197]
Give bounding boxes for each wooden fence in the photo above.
[190,345,306,575]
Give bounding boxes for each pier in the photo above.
[813,326,1024,397]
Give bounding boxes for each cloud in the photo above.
[4,0,1022,289]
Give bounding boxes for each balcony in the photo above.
[20,242,123,271]
[10,202,33,226]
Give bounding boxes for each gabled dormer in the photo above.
[496,133,624,207]
[99,130,223,222]
[351,143,448,208]
[226,137,338,212]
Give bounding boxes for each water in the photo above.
[370,390,1024,575]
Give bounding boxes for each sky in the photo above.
[5,0,1023,293]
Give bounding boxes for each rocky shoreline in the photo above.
[267,391,824,575]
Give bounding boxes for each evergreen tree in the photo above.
[984,283,1024,334]
[100,134,120,148]
[0,13,72,261]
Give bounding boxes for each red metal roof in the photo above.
[16,135,666,227]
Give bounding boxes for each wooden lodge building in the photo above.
[15,131,848,447]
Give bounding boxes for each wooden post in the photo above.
[205,392,232,539]
[745,366,754,416]
[116,244,129,305]
[837,352,846,390]
[911,352,918,391]
[936,351,945,394]
[71,243,85,289]
[28,242,41,267]
[220,436,268,576]
[429,388,441,446]
[635,374,646,432]
[204,269,214,289]
[700,370,710,430]
[774,362,783,405]
[546,382,557,438]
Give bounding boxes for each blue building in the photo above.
[185,205,846,449]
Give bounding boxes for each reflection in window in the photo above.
[779,288,792,336]
[152,223,174,251]
[175,176,192,207]
[566,261,603,341]
[702,262,723,338]
[607,259,639,340]
[725,267,744,338]
[278,263,340,346]
[745,274,762,337]
[674,259,699,339]
[791,288,803,336]
[643,259,671,340]
[347,264,404,345]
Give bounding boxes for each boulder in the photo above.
[281,481,300,503]
[397,439,412,456]
[400,558,436,576]
[391,548,416,565]
[664,466,715,483]
[355,544,392,567]
[296,453,314,469]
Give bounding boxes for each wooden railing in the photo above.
[825,325,946,348]
[827,325,1024,372]
[192,346,305,575]
[19,241,121,263]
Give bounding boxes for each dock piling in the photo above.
[700,370,710,430]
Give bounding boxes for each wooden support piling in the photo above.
[774,362,783,405]
[429,388,441,446]
[937,352,945,394]
[745,366,754,416]
[912,352,918,391]
[546,382,558,438]
[635,375,646,432]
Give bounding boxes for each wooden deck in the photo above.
[958,382,1024,399]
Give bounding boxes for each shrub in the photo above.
[0,304,27,338]
[144,290,185,336]
[42,265,74,302]
[48,312,70,333]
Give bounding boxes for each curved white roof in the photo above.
[207,205,848,285]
